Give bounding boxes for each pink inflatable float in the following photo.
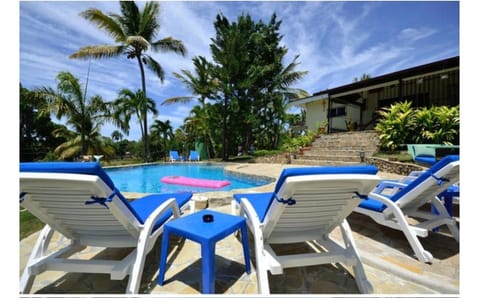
[161,176,231,189]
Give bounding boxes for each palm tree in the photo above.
[150,119,174,161]
[70,1,187,161]
[111,130,123,143]
[112,88,158,143]
[162,56,218,157]
[161,56,216,107]
[36,71,112,159]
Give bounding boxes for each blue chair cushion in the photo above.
[414,155,436,165]
[359,155,459,212]
[130,192,193,231]
[233,192,274,223]
[20,162,116,189]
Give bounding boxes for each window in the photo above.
[328,107,346,117]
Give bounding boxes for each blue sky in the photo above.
[19,1,460,141]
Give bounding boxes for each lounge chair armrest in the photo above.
[238,197,262,228]
[368,192,399,208]
[407,171,425,177]
[142,198,181,235]
[373,181,408,193]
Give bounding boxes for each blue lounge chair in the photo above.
[169,150,181,162]
[19,162,193,294]
[188,150,200,161]
[231,165,380,294]
[354,155,459,263]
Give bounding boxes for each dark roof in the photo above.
[310,56,459,97]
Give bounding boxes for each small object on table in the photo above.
[158,209,251,294]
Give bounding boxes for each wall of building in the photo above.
[305,100,328,132]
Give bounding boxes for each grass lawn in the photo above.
[20,209,44,240]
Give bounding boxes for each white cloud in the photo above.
[398,27,437,42]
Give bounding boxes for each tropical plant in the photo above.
[162,56,217,107]
[111,130,123,143]
[375,101,415,151]
[70,1,187,162]
[35,72,114,159]
[162,56,219,158]
[414,105,459,144]
[20,84,65,161]
[208,13,307,160]
[150,119,174,161]
[375,101,459,151]
[112,88,158,143]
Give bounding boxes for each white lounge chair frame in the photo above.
[354,158,459,263]
[233,173,380,294]
[20,172,192,294]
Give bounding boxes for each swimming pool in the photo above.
[105,163,270,193]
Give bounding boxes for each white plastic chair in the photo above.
[19,162,193,294]
[232,165,380,294]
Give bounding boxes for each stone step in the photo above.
[300,130,380,164]
[299,154,362,162]
[291,159,362,166]
[308,148,377,155]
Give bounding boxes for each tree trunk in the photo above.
[137,55,150,162]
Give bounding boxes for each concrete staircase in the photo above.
[293,130,380,165]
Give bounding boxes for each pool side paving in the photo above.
[19,163,459,295]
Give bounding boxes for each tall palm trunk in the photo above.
[136,55,150,162]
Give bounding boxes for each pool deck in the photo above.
[19,163,460,295]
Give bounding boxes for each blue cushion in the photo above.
[414,155,436,165]
[359,155,459,212]
[233,192,274,223]
[20,162,116,189]
[130,192,193,231]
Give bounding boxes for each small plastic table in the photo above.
[158,209,251,294]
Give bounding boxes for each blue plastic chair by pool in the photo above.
[188,150,200,161]
[169,150,182,162]
[19,162,193,294]
[354,155,459,263]
[231,165,380,294]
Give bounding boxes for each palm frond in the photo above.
[70,45,125,59]
[151,37,187,56]
[143,55,165,82]
[161,96,195,106]
[80,8,125,42]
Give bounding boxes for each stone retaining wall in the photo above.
[253,154,426,176]
[366,157,426,176]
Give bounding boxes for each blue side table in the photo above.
[158,209,251,294]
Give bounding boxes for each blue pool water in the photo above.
[105,163,270,193]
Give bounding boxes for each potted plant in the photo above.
[316,120,328,133]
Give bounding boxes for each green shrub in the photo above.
[375,101,415,151]
[414,105,459,144]
[375,101,459,151]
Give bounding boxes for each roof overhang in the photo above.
[287,93,328,107]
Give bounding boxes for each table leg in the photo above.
[157,229,171,285]
[201,241,216,293]
[240,225,251,274]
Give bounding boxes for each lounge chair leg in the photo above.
[126,229,152,294]
[340,220,373,294]
[431,197,459,241]
[19,225,55,293]
[390,205,434,263]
